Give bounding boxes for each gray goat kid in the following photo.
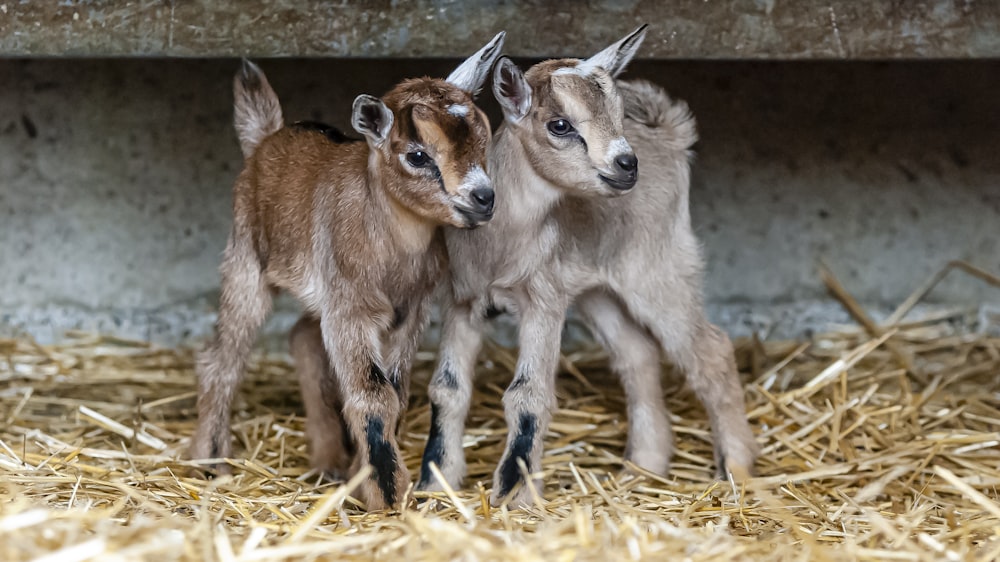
[417,26,759,506]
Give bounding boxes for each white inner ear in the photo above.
[375,105,394,139]
[495,62,531,122]
[351,96,393,143]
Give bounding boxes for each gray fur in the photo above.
[420,60,759,507]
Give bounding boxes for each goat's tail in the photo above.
[233,59,284,159]
[617,79,698,151]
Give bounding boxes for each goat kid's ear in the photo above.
[446,30,507,96]
[493,57,531,123]
[351,94,394,146]
[578,24,648,78]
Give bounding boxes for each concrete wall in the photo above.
[5,1,999,59]
[2,58,999,344]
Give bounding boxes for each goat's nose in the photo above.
[471,187,495,212]
[615,153,638,174]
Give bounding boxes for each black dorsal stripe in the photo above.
[291,121,360,144]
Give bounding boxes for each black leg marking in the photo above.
[434,367,458,390]
[418,402,446,487]
[496,413,537,499]
[508,371,529,391]
[365,416,398,507]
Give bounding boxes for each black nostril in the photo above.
[615,153,638,173]
[471,188,495,209]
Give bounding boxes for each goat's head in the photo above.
[351,32,504,228]
[493,26,647,197]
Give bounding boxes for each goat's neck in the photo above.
[490,126,562,232]
[366,152,437,256]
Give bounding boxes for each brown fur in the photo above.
[190,34,504,511]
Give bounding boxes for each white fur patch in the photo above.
[552,65,587,77]
[606,137,633,164]
[457,165,490,196]
[448,104,470,117]
[551,88,590,124]
[575,54,607,76]
[297,265,328,314]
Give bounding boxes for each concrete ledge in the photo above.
[1,1,999,59]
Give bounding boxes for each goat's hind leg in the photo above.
[290,314,353,480]
[190,233,271,473]
[627,291,758,480]
[577,291,673,476]
[684,320,758,480]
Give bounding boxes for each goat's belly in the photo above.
[487,288,520,317]
[558,260,604,298]
[265,265,328,315]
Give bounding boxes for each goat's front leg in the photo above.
[321,305,407,511]
[383,299,431,434]
[491,297,566,507]
[289,314,353,480]
[417,298,484,491]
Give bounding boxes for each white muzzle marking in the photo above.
[606,137,633,166]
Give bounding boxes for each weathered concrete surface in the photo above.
[1,1,999,59]
[1,58,999,344]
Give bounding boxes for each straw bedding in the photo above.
[3,272,1000,560]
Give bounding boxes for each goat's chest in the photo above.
[494,218,560,285]
[380,248,446,301]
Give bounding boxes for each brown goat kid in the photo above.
[190,32,505,511]
[418,27,759,507]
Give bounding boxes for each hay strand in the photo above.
[3,309,1000,561]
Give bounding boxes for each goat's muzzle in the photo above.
[599,152,638,192]
[455,186,495,227]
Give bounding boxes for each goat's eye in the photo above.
[547,119,575,137]
[406,151,433,168]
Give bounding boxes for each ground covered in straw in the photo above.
[2,307,1000,561]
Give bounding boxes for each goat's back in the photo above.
[236,128,368,280]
